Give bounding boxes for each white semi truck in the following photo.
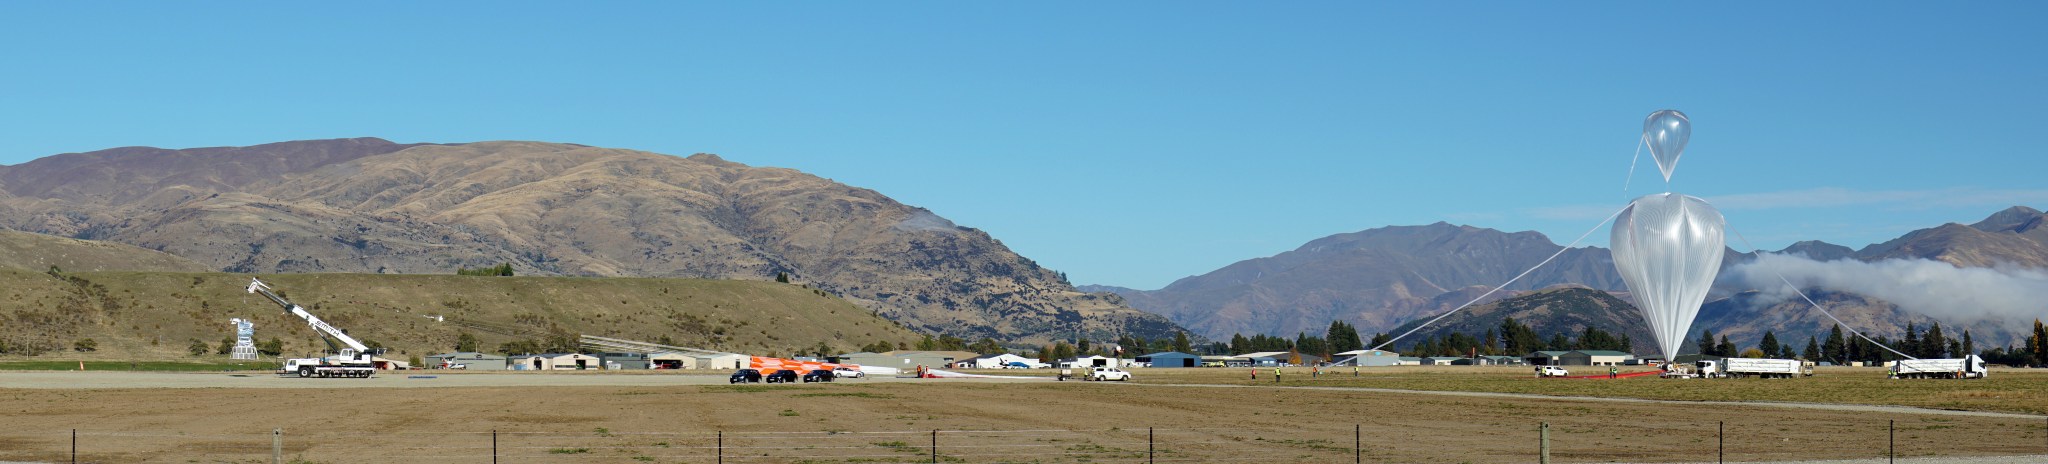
[1695,358,1813,379]
[247,278,377,378]
[1889,355,1988,379]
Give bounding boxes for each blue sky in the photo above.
[4,3,2045,289]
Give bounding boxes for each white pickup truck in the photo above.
[1087,367,1132,381]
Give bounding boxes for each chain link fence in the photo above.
[3,418,2044,463]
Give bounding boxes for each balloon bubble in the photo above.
[1611,193,1725,362]
[1643,110,1690,183]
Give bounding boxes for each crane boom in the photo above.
[246,278,370,353]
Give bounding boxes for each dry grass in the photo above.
[0,270,921,361]
[1110,365,2048,415]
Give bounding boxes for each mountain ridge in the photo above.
[0,139,1184,345]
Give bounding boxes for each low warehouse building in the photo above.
[1525,351,1569,366]
[1332,349,1402,367]
[425,352,508,370]
[600,353,649,370]
[649,352,695,369]
[693,352,750,370]
[1136,351,1201,368]
[1559,350,1634,366]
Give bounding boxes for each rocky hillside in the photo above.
[0,139,1182,344]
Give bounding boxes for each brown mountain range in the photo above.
[1102,207,2046,349]
[0,138,1180,344]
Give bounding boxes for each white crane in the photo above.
[247,278,377,378]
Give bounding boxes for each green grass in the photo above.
[0,361,275,372]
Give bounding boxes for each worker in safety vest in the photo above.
[1352,366,1359,377]
[1609,366,1617,379]
[1273,367,1281,383]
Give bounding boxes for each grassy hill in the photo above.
[0,229,208,273]
[0,270,922,362]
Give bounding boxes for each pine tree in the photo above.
[1759,331,1781,358]
[1823,325,1847,365]
[2023,318,2039,365]
[1961,330,1974,356]
[1173,332,1191,353]
[1716,335,1735,358]
[1922,322,1948,358]
[1902,322,1921,358]
[1802,336,1820,360]
[1697,329,1717,356]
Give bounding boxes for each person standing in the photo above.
[1273,366,1282,384]
[1609,366,1618,379]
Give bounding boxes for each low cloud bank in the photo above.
[1724,254,2048,326]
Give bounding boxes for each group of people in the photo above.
[1251,365,1360,382]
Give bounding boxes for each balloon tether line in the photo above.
[1727,227,1917,360]
[1623,134,1644,194]
[1368,204,1631,353]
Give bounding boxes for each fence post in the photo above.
[1148,427,1154,464]
[71,429,76,464]
[931,430,938,463]
[492,430,497,464]
[1538,422,1550,464]
[1888,420,1895,464]
[272,428,282,464]
[1355,423,1362,464]
[718,430,724,464]
[1718,421,1724,464]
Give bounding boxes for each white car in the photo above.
[1537,366,1569,378]
[1087,367,1131,381]
[831,367,865,379]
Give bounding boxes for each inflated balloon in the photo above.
[1611,193,1725,362]
[1644,110,1690,183]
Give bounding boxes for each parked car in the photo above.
[1087,367,1131,381]
[802,369,835,383]
[764,369,800,383]
[729,369,762,384]
[831,367,865,379]
[1537,366,1569,378]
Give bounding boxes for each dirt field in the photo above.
[2,368,2045,463]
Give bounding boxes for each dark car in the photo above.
[764,369,799,383]
[801,369,835,383]
[729,369,762,384]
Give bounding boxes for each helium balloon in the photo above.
[1611,192,1725,362]
[1644,110,1690,183]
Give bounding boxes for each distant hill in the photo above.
[0,270,922,360]
[0,229,209,273]
[1103,206,2045,350]
[0,139,1184,344]
[1382,287,1656,354]
[1099,222,1624,339]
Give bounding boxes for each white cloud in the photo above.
[1725,254,2048,327]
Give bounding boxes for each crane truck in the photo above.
[1888,355,1988,379]
[247,278,377,378]
[1695,358,1814,379]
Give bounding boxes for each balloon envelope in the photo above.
[1644,110,1690,183]
[1611,193,1725,362]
